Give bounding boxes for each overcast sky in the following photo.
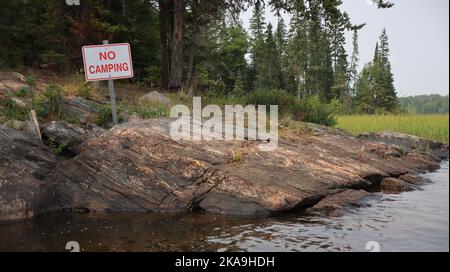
[241,0,449,97]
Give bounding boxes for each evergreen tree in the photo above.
[260,23,279,89]
[354,28,398,113]
[249,1,265,38]
[332,53,351,108]
[378,28,390,65]
[232,70,245,96]
[307,16,333,100]
[373,42,379,63]
[286,2,308,98]
[329,15,350,106]
[0,0,396,100]
[377,28,398,111]
[275,17,287,90]
[349,28,360,95]
[196,18,249,95]
[249,2,266,90]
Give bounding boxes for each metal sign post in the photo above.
[107,75,118,125]
[103,40,118,125]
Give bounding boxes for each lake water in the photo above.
[0,161,448,252]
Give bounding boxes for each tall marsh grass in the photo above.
[336,114,449,144]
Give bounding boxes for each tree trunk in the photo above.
[169,0,185,90]
[185,0,199,95]
[159,0,170,90]
[185,36,197,96]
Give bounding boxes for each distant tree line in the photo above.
[399,95,449,114]
[0,0,400,114]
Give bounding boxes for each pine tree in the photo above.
[378,28,390,67]
[373,42,379,63]
[286,2,308,98]
[308,16,333,100]
[260,23,279,89]
[377,28,398,111]
[275,17,287,90]
[349,29,360,95]
[249,1,265,39]
[354,28,398,113]
[329,16,350,106]
[232,70,245,96]
[332,53,351,108]
[196,18,249,95]
[249,2,266,90]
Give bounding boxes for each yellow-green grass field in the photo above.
[336,114,449,144]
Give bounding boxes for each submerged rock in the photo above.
[48,118,446,215]
[306,189,374,217]
[380,177,414,193]
[399,173,431,185]
[0,125,59,222]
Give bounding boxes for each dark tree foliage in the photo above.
[0,0,398,115]
[0,0,160,81]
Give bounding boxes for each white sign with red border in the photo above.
[82,43,133,81]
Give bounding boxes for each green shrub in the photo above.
[63,115,81,125]
[32,84,64,119]
[76,82,93,98]
[244,89,296,116]
[0,98,29,121]
[127,104,169,119]
[94,104,116,126]
[203,80,227,97]
[94,103,169,126]
[42,85,64,118]
[26,76,36,88]
[293,96,344,126]
[203,92,243,106]
[32,98,48,119]
[143,66,161,87]
[202,89,344,127]
[47,137,69,155]
[15,87,32,98]
[39,51,66,70]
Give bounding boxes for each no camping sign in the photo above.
[82,43,133,81]
[82,41,134,125]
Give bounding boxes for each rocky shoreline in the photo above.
[1,118,448,222]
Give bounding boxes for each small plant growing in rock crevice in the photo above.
[0,97,29,121]
[232,149,245,162]
[15,87,33,98]
[76,82,93,99]
[47,137,69,155]
[26,76,36,90]
[33,84,64,119]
